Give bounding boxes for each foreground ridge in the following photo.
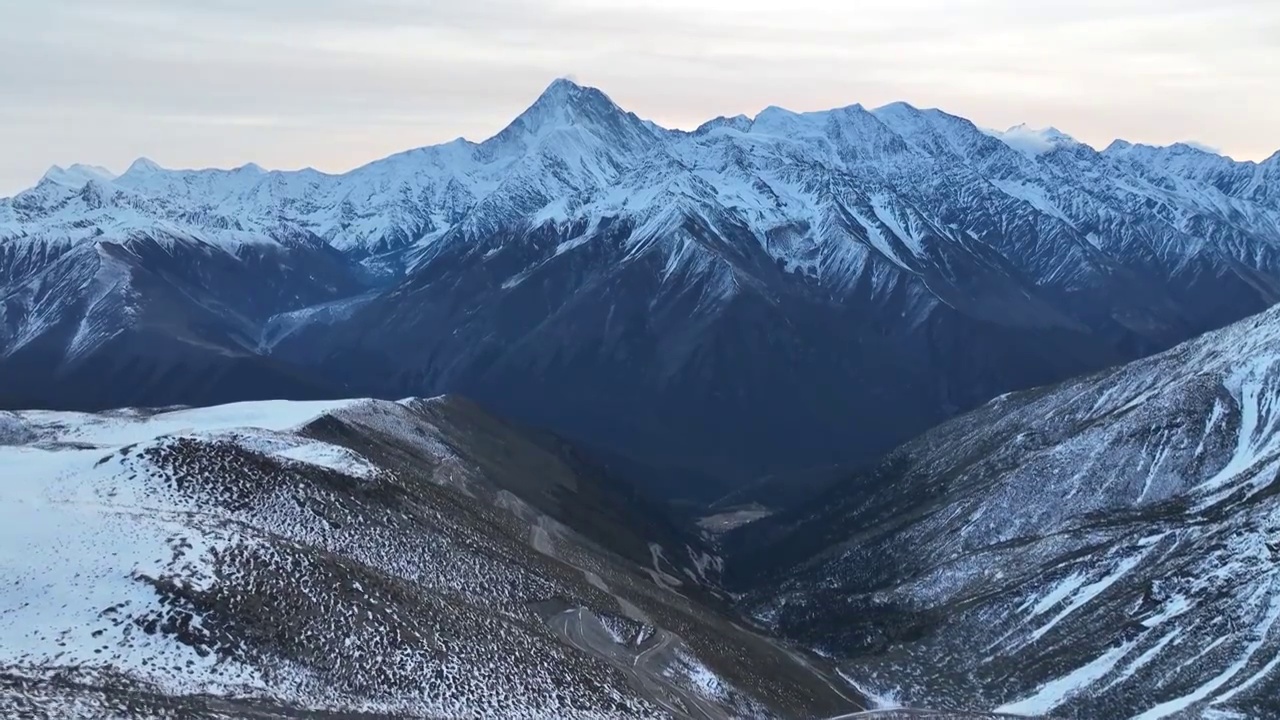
[0,395,862,718]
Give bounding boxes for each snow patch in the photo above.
[15,399,360,448]
[836,668,904,710]
[0,444,267,694]
[995,640,1136,716]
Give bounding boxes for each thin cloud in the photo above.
[1182,141,1224,155]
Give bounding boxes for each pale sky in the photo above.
[2,0,1277,196]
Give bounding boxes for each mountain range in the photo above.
[4,78,1279,496]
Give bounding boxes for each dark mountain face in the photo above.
[0,395,861,719]
[3,79,1280,496]
[722,304,1280,719]
[279,211,1139,496]
[0,232,362,411]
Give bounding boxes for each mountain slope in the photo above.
[4,79,1280,490]
[725,304,1280,719]
[0,396,860,719]
[289,211,1128,493]
[0,175,368,410]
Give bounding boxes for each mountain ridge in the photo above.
[27,81,1270,195]
[0,393,862,718]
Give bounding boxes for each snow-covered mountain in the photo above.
[725,302,1280,719]
[4,78,1279,490]
[0,161,371,410]
[0,395,862,718]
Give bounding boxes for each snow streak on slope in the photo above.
[994,640,1137,716]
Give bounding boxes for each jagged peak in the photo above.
[480,77,659,156]
[828,103,915,138]
[77,178,114,209]
[540,76,589,99]
[1102,139,1184,160]
[509,78,624,130]
[750,105,824,133]
[756,104,792,117]
[753,102,881,127]
[872,100,924,116]
[41,163,117,187]
[1104,139,1230,163]
[124,157,164,175]
[692,114,753,135]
